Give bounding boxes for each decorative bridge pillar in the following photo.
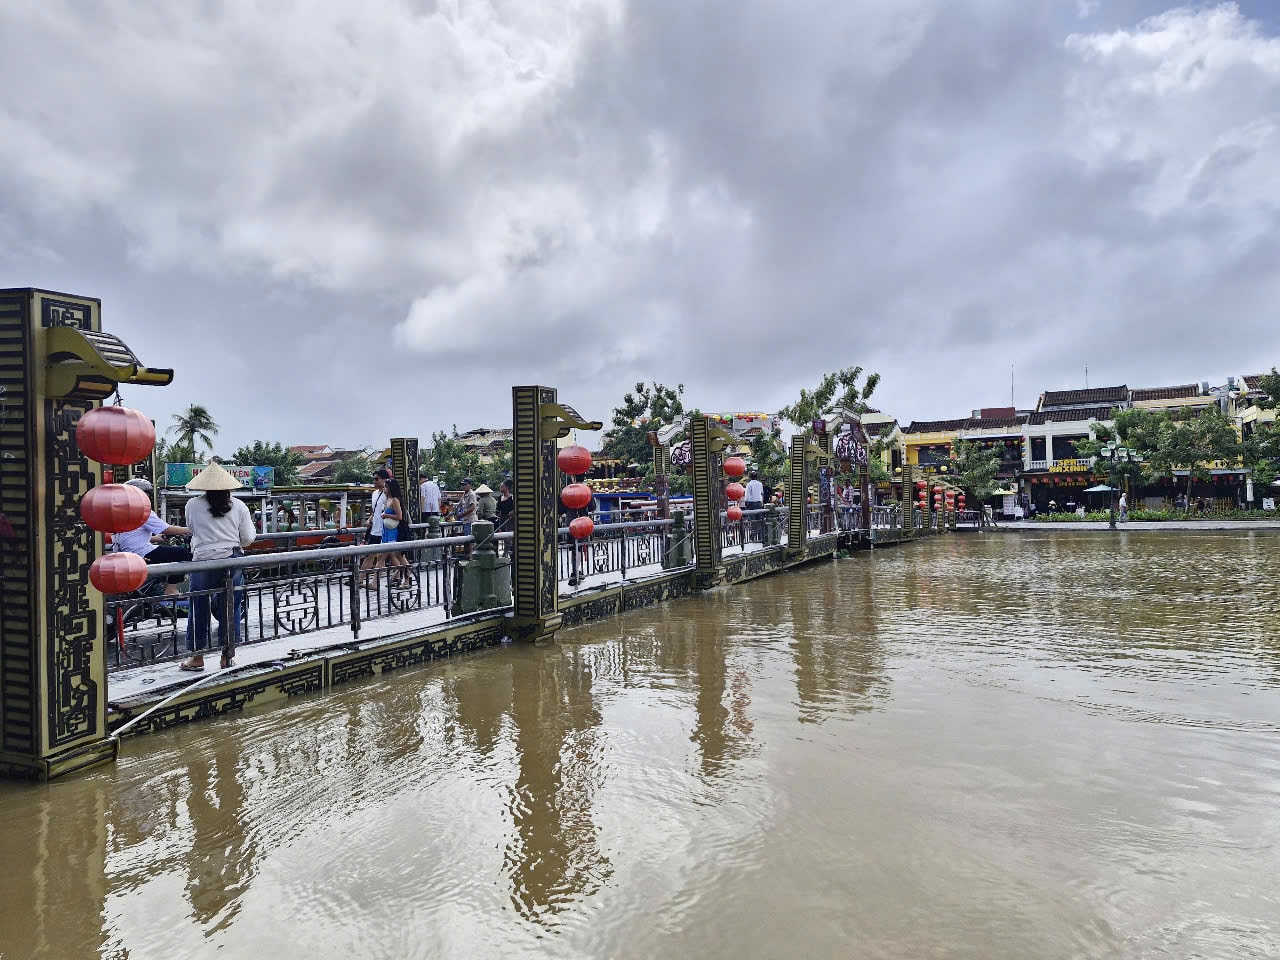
[690,416,736,589]
[901,465,916,537]
[508,386,600,643]
[0,288,172,780]
[787,434,809,556]
[652,439,670,520]
[390,437,420,530]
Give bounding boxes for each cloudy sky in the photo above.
[3,0,1279,452]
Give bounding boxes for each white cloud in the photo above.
[1,1,1278,448]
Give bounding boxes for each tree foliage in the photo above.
[330,452,376,485]
[1081,406,1242,498]
[154,435,196,465]
[230,441,306,485]
[420,429,511,490]
[602,382,686,468]
[1255,367,1279,411]
[777,366,880,429]
[949,440,1002,499]
[169,404,219,455]
[748,428,788,486]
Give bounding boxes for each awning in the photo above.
[992,488,1018,496]
[1083,483,1115,493]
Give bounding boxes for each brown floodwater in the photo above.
[2,530,1279,959]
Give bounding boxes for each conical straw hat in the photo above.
[186,461,243,491]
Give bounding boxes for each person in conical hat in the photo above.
[181,461,255,672]
[475,483,497,523]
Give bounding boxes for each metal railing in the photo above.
[720,508,786,554]
[105,534,476,673]
[559,517,689,585]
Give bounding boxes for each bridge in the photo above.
[0,288,963,780]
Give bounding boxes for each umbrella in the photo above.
[1083,483,1115,493]
[991,488,1018,496]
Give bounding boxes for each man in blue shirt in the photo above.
[115,479,191,595]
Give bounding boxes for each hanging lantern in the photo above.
[89,552,148,594]
[560,482,593,510]
[569,516,594,540]
[915,480,927,490]
[75,405,156,466]
[727,504,743,521]
[723,456,747,478]
[80,483,151,533]
[725,482,746,502]
[557,444,593,477]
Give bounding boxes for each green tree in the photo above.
[1087,406,1241,500]
[602,382,686,469]
[330,451,375,484]
[169,404,219,456]
[420,429,485,489]
[1255,367,1279,411]
[231,441,306,485]
[867,426,896,483]
[949,440,1002,500]
[1243,425,1279,489]
[154,435,196,465]
[748,427,788,486]
[777,366,880,429]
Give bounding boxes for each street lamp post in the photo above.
[1098,441,1138,530]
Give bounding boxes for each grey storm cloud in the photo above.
[1,0,1278,451]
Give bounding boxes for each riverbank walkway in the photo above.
[999,520,1280,531]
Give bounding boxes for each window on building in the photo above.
[1030,437,1047,461]
[1052,435,1089,460]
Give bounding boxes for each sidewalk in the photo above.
[999,520,1280,531]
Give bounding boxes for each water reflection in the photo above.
[0,531,1277,958]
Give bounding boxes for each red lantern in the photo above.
[915,480,927,490]
[725,482,746,501]
[75,406,156,466]
[89,552,148,594]
[80,483,151,533]
[560,483,592,510]
[727,504,743,521]
[557,444,593,477]
[723,456,747,478]
[569,516,594,539]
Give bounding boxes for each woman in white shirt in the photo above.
[181,462,256,672]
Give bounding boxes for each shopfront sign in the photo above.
[164,463,275,490]
[1049,458,1092,474]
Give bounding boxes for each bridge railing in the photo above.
[720,507,786,554]
[559,516,689,587]
[104,534,476,673]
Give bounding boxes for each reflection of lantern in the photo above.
[727,504,743,521]
[561,482,592,510]
[557,445,593,477]
[723,456,747,478]
[725,482,746,502]
[81,483,151,533]
[76,405,156,465]
[569,516,594,539]
[89,552,148,594]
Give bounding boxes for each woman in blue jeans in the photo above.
[180,462,257,671]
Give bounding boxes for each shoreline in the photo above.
[995,519,1280,532]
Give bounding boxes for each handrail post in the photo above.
[222,567,237,664]
[620,525,627,578]
[349,555,361,639]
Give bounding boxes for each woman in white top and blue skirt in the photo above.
[181,462,257,672]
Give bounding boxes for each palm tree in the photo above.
[170,404,219,456]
